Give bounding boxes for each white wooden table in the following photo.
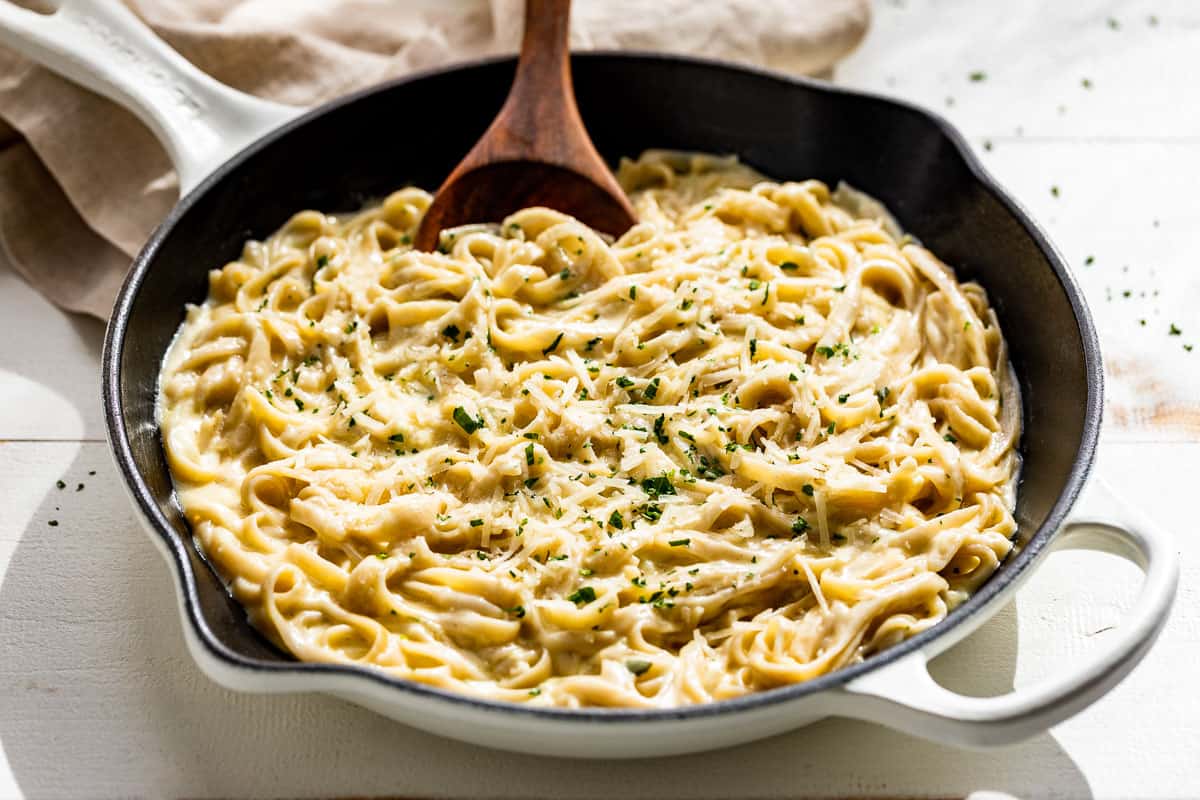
[1,1,1197,797]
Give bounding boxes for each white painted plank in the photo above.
[973,140,1200,441]
[0,440,1195,799]
[0,255,105,442]
[839,0,1200,141]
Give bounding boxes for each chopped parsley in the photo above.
[838,393,849,404]
[567,586,596,605]
[791,517,810,536]
[615,376,635,389]
[542,332,564,355]
[641,475,677,497]
[968,70,987,82]
[442,324,461,341]
[780,261,799,271]
[609,510,624,530]
[638,504,663,522]
[944,433,959,443]
[316,254,329,268]
[653,414,669,444]
[668,538,691,547]
[453,406,484,434]
[802,484,814,496]
[643,378,660,401]
[508,605,526,618]
[626,659,652,676]
[470,519,483,527]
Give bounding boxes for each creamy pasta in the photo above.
[159,151,1020,707]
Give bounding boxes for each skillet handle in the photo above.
[840,477,1178,747]
[0,0,300,192]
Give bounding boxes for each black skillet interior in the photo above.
[106,54,1102,693]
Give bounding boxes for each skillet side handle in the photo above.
[840,477,1179,747]
[0,0,300,192]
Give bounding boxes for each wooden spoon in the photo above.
[413,0,637,252]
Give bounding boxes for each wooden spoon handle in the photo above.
[411,0,636,250]
[493,0,579,164]
[515,0,572,92]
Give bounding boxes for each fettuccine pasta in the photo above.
[159,151,1020,707]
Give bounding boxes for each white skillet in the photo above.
[0,0,1179,758]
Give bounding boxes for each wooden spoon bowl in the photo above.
[413,0,636,251]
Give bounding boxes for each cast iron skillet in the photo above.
[0,0,1176,759]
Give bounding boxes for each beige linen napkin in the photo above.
[0,0,869,318]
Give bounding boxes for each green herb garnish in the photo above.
[653,414,668,444]
[625,659,652,676]
[542,332,564,355]
[639,504,662,522]
[453,406,484,434]
[641,475,676,497]
[567,586,596,605]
